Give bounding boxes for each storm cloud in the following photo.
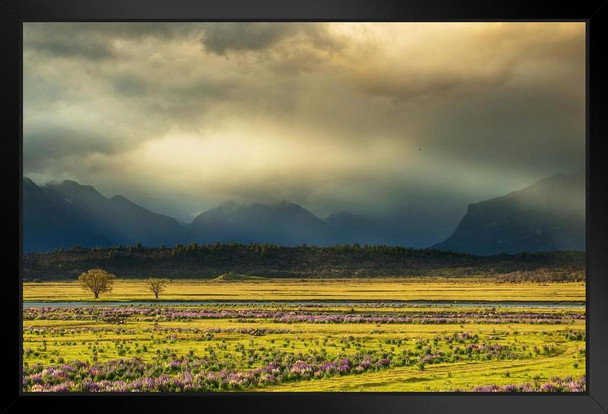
[23,23,585,246]
[199,23,341,55]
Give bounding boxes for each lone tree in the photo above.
[147,278,169,299]
[78,268,116,299]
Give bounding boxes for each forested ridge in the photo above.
[23,243,585,281]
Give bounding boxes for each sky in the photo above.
[23,22,586,246]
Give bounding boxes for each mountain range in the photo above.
[23,171,585,254]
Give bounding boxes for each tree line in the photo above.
[25,243,585,281]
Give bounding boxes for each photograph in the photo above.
[22,22,587,393]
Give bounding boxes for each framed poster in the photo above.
[1,0,607,413]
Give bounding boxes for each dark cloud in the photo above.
[201,23,296,55]
[26,37,114,60]
[23,123,124,170]
[199,23,339,55]
[25,22,341,61]
[24,23,206,60]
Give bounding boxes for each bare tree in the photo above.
[147,278,169,299]
[78,268,116,299]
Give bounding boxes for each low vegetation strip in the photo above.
[23,306,585,325]
[462,376,586,392]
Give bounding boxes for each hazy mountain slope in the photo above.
[433,171,585,255]
[325,212,387,245]
[190,201,333,246]
[45,180,187,246]
[107,194,190,246]
[22,178,115,252]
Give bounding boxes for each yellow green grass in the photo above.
[22,279,586,392]
[23,278,586,302]
[23,313,586,391]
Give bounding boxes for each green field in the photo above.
[22,279,586,392]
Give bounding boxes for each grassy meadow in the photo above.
[22,278,586,392]
[23,278,585,302]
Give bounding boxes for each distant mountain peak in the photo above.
[24,177,187,252]
[54,179,98,191]
[191,199,332,246]
[433,171,585,255]
[47,179,108,202]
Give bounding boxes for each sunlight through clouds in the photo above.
[23,22,585,244]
